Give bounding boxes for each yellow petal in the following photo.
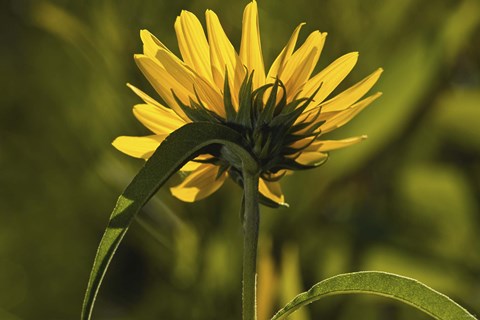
[302,52,359,107]
[155,49,225,117]
[153,50,197,96]
[288,136,316,150]
[240,0,266,88]
[259,179,285,205]
[140,29,170,59]
[133,104,185,135]
[295,151,328,166]
[206,9,246,108]
[284,48,319,99]
[127,83,163,108]
[134,55,190,121]
[304,135,367,152]
[170,164,226,202]
[320,68,383,112]
[267,23,305,82]
[298,90,381,131]
[280,31,326,97]
[320,92,382,134]
[136,51,225,118]
[140,29,190,69]
[174,11,213,82]
[180,155,212,171]
[112,134,166,159]
[180,161,203,172]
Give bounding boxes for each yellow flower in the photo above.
[113,0,382,206]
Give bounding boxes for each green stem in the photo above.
[242,168,260,320]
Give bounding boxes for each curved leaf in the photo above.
[271,271,477,320]
[82,122,256,320]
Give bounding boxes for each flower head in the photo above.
[113,0,382,206]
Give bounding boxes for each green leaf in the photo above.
[82,122,256,320]
[271,271,477,320]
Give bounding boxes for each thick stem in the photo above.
[242,169,260,320]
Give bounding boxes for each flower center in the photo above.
[173,72,325,181]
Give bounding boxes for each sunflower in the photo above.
[113,0,382,206]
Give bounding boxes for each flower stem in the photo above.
[242,169,260,320]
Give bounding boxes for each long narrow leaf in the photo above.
[271,271,476,320]
[82,122,255,320]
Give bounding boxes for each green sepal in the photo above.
[82,122,257,320]
[236,71,255,128]
[223,69,237,122]
[270,84,321,131]
[271,271,477,320]
[256,80,281,124]
[172,90,222,123]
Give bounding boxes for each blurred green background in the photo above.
[2,0,480,319]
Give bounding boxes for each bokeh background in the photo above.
[2,0,480,319]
